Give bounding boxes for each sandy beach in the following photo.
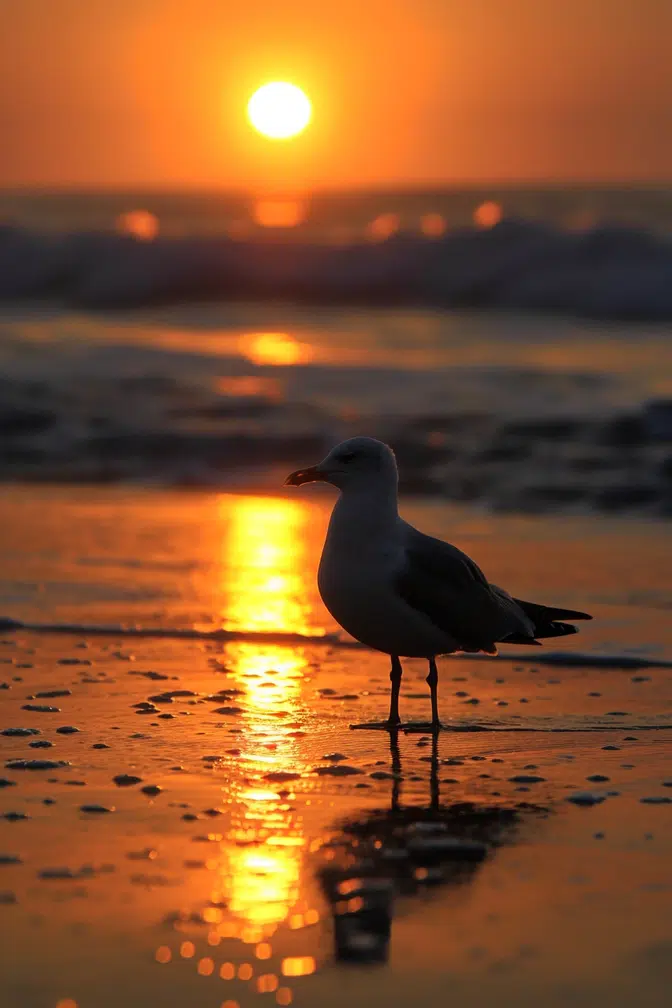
[1,486,670,1008]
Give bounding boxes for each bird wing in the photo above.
[395,524,534,651]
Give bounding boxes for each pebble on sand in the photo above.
[5,759,69,770]
[30,690,72,699]
[80,805,115,814]
[126,848,158,860]
[314,765,364,776]
[38,868,78,879]
[567,792,606,806]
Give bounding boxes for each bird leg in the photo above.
[350,655,403,731]
[426,656,441,729]
[401,657,443,732]
[388,654,403,727]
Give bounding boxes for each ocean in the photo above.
[0,184,670,510]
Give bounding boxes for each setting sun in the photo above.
[247,82,312,140]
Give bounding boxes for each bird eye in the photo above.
[337,451,357,463]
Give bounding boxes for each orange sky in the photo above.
[0,0,670,189]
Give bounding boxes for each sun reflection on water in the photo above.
[242,331,313,366]
[214,495,322,934]
[220,495,320,637]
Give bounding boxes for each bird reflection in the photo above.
[320,732,525,963]
[388,729,439,813]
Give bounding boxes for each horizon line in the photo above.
[0,179,670,197]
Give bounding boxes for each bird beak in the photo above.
[284,465,325,487]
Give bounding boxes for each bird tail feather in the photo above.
[498,599,592,645]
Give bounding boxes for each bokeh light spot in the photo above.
[366,212,400,241]
[420,212,447,237]
[473,200,503,229]
[253,199,305,228]
[281,956,316,977]
[116,209,158,241]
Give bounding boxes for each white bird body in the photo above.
[318,492,458,657]
[286,436,592,728]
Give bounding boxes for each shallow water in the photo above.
[1,304,672,522]
[0,486,670,1008]
[4,305,671,415]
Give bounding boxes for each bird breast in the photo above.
[317,547,455,658]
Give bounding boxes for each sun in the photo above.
[247,82,312,140]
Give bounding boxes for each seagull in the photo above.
[285,436,592,730]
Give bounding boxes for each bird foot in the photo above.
[349,720,404,732]
[402,720,444,733]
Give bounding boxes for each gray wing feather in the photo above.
[396,524,534,650]
[489,584,536,635]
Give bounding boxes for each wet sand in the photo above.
[0,486,670,1008]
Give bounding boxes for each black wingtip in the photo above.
[513,598,593,622]
[533,621,580,639]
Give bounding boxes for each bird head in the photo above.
[284,436,398,492]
